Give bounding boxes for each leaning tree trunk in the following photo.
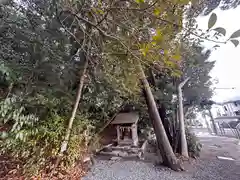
[54,58,89,170]
[178,79,189,158]
[137,61,182,171]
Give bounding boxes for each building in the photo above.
[111,112,139,146]
[213,96,240,117]
[100,112,139,147]
[210,97,240,138]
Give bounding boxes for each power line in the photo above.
[214,87,236,90]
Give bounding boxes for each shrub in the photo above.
[0,96,94,176]
[186,128,202,157]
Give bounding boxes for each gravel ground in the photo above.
[83,130,240,180]
[82,160,191,180]
[192,159,240,180]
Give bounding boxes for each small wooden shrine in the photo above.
[110,112,139,146]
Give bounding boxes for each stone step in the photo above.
[98,150,140,158]
[103,146,141,153]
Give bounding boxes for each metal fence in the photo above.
[215,117,240,139]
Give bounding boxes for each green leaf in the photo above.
[97,9,104,15]
[151,41,157,45]
[213,27,226,36]
[164,50,168,55]
[135,0,144,3]
[92,8,104,15]
[230,39,239,47]
[140,45,149,56]
[230,29,240,39]
[152,29,162,41]
[172,54,181,61]
[208,13,217,29]
[154,8,160,16]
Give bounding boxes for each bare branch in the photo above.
[105,0,158,11]
[96,0,115,25]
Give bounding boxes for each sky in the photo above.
[196,5,240,103]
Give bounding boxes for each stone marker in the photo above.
[217,156,235,161]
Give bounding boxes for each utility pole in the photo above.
[178,77,190,158]
[214,87,236,90]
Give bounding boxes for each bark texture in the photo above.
[138,61,182,171]
[53,58,89,171]
[207,108,218,134]
[178,79,189,158]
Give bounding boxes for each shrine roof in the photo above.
[110,112,139,125]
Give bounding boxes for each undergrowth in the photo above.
[0,96,95,177]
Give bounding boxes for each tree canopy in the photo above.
[189,0,240,16]
[0,0,222,178]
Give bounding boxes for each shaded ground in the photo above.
[82,130,240,180]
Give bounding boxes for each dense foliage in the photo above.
[0,0,130,175]
[191,0,240,16]
[0,0,219,177]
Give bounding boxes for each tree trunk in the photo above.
[138,61,182,171]
[207,108,217,134]
[173,106,180,153]
[178,79,189,158]
[54,58,89,169]
[158,104,173,146]
[203,112,212,133]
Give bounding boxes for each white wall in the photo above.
[212,102,240,117]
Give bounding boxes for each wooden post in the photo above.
[116,125,120,144]
[131,124,138,146]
